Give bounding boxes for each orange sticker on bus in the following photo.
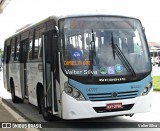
[64,60,91,66]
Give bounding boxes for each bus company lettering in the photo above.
[65,69,98,75]
[99,78,126,82]
[86,88,97,92]
[64,60,90,66]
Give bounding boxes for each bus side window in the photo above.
[3,44,7,63]
[33,28,44,60]
[34,30,39,59]
[15,37,20,61]
[10,39,16,62]
[39,38,43,58]
[4,41,11,64]
[28,40,33,60]
[28,30,34,60]
[38,28,45,59]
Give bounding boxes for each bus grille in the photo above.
[93,104,134,113]
[87,90,139,101]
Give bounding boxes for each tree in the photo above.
[0,47,3,56]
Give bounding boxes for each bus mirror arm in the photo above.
[143,27,145,32]
[54,26,61,52]
[53,26,59,37]
[52,26,60,51]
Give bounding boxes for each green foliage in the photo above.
[153,76,160,91]
[0,47,3,56]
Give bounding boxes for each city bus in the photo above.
[3,15,152,121]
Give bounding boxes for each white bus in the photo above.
[3,15,152,121]
[150,49,160,66]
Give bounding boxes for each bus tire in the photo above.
[10,81,20,103]
[39,89,55,121]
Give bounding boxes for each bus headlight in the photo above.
[73,91,80,98]
[64,82,68,88]
[147,82,152,89]
[65,86,73,93]
[64,82,85,101]
[142,82,152,96]
[143,87,148,93]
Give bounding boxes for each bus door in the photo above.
[20,39,28,98]
[42,30,58,114]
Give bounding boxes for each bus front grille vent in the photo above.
[87,90,139,101]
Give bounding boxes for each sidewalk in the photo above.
[0,71,27,123]
[0,98,28,131]
[0,97,40,131]
[0,98,40,131]
[0,71,39,131]
[0,98,24,122]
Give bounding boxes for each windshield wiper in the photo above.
[111,33,115,60]
[92,29,96,58]
[111,33,136,78]
[88,29,96,78]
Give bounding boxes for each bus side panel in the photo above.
[3,63,10,91]
[20,63,25,99]
[27,62,43,106]
[9,63,22,98]
[3,43,11,92]
[57,53,68,118]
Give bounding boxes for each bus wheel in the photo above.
[39,89,55,121]
[10,81,20,103]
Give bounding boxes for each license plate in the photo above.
[106,103,123,110]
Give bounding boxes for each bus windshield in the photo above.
[60,16,151,78]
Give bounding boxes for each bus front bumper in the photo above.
[62,89,153,120]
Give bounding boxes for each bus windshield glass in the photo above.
[60,16,151,77]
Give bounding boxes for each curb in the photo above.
[1,97,32,122]
[1,98,44,131]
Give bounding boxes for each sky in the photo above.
[0,0,160,48]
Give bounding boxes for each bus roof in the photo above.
[58,14,139,20]
[4,14,140,42]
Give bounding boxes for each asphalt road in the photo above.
[0,67,160,131]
